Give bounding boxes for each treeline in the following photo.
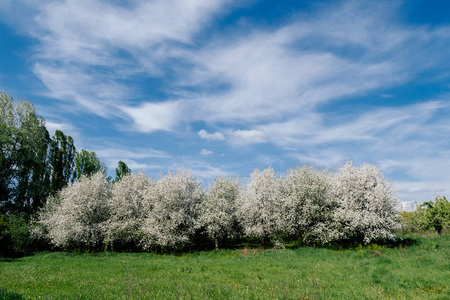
[2,92,446,256]
[34,163,401,252]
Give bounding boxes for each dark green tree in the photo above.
[113,160,131,184]
[74,149,107,180]
[0,93,50,215]
[48,130,76,195]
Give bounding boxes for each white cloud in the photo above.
[3,0,450,203]
[44,121,82,147]
[121,101,183,132]
[200,149,213,155]
[198,129,225,141]
[8,0,234,117]
[96,148,168,160]
[110,159,163,172]
[229,129,266,145]
[45,121,75,135]
[34,63,128,116]
[33,0,232,62]
[168,159,235,180]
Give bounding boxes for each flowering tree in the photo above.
[38,172,111,249]
[329,162,400,244]
[280,166,332,244]
[105,173,152,250]
[199,177,241,249]
[141,170,203,249]
[238,167,281,246]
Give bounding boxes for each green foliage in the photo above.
[48,130,76,195]
[420,196,450,234]
[0,215,9,256]
[0,92,51,215]
[112,160,131,184]
[7,214,32,255]
[74,149,107,180]
[0,214,35,257]
[399,210,426,234]
[400,196,450,235]
[0,288,26,300]
[0,235,448,299]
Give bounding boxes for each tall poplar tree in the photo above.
[112,160,131,184]
[74,149,107,180]
[0,93,50,215]
[48,130,76,195]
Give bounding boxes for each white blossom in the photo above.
[38,172,111,249]
[279,166,332,244]
[237,167,281,245]
[141,169,203,249]
[199,177,242,249]
[105,172,152,249]
[329,162,400,244]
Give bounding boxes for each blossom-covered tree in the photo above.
[141,170,202,249]
[280,166,332,244]
[105,172,152,250]
[238,167,281,246]
[329,162,400,244]
[199,177,241,249]
[38,172,111,249]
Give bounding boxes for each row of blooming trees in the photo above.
[36,162,400,251]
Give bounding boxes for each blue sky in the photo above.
[1,0,449,203]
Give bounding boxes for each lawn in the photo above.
[1,235,449,299]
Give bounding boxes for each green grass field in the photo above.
[1,235,449,299]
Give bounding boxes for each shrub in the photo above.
[105,173,153,250]
[237,167,281,246]
[279,166,333,244]
[0,214,38,257]
[141,170,203,249]
[328,162,400,244]
[417,196,450,234]
[38,172,111,250]
[199,177,242,249]
[398,210,425,234]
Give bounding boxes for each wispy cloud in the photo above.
[198,129,225,141]
[1,0,450,202]
[96,148,169,160]
[228,129,266,145]
[121,101,184,132]
[200,149,213,155]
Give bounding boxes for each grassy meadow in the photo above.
[0,235,449,299]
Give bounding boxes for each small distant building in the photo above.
[398,201,416,212]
